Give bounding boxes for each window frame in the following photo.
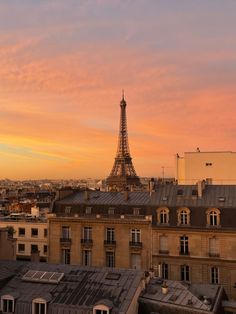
[106,251,115,267]
[82,249,91,266]
[131,229,141,243]
[177,207,190,226]
[31,228,38,238]
[18,243,25,253]
[18,227,25,237]
[211,266,219,284]
[180,264,190,281]
[32,298,47,314]
[1,295,14,313]
[206,208,220,227]
[180,235,189,255]
[156,207,169,225]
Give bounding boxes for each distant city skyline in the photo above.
[0,0,236,179]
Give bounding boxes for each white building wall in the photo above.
[176,151,236,185]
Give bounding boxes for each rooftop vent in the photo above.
[105,272,121,280]
[218,197,226,202]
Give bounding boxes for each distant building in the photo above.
[0,228,16,260]
[0,216,47,262]
[176,151,236,185]
[0,260,143,314]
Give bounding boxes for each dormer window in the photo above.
[177,189,183,196]
[93,303,111,314]
[206,208,220,227]
[156,207,169,225]
[177,208,190,226]
[85,207,92,214]
[32,298,47,314]
[1,295,14,313]
[133,208,140,215]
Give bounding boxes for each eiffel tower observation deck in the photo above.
[106,94,141,191]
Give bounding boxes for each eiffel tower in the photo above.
[107,93,141,190]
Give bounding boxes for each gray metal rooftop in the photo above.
[0,261,142,314]
[139,278,223,314]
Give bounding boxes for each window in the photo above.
[31,228,38,237]
[18,243,25,253]
[180,236,189,255]
[61,226,70,239]
[62,249,70,264]
[177,189,183,196]
[1,295,14,313]
[18,227,25,237]
[85,207,92,214]
[44,229,47,238]
[32,298,46,314]
[83,227,92,240]
[108,208,114,215]
[95,310,108,314]
[211,267,219,284]
[106,228,115,243]
[159,235,168,254]
[65,206,71,214]
[209,237,220,257]
[43,245,47,254]
[181,265,190,281]
[133,208,140,215]
[157,207,169,225]
[106,252,115,267]
[206,162,212,166]
[31,244,38,253]
[131,229,141,243]
[177,208,190,225]
[82,250,91,266]
[206,208,220,227]
[158,263,168,279]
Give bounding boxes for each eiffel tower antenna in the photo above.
[106,94,141,191]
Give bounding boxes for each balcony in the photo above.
[209,253,220,258]
[129,241,142,249]
[159,250,169,255]
[60,238,72,247]
[179,250,189,256]
[81,239,93,247]
[104,240,116,247]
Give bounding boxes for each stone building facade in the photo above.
[48,184,236,300]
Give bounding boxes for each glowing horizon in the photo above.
[0,0,236,180]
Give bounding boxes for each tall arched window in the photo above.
[156,207,169,225]
[177,208,190,226]
[206,208,220,227]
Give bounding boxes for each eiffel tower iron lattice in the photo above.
[106,94,141,190]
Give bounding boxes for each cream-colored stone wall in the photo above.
[152,228,236,299]
[48,217,152,270]
[0,220,47,259]
[176,151,236,184]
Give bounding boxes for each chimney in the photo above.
[161,281,169,295]
[149,178,155,195]
[124,188,129,201]
[197,180,203,198]
[84,190,90,201]
[31,250,40,263]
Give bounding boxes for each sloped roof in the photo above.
[0,261,142,314]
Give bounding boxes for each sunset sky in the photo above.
[0,0,236,179]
